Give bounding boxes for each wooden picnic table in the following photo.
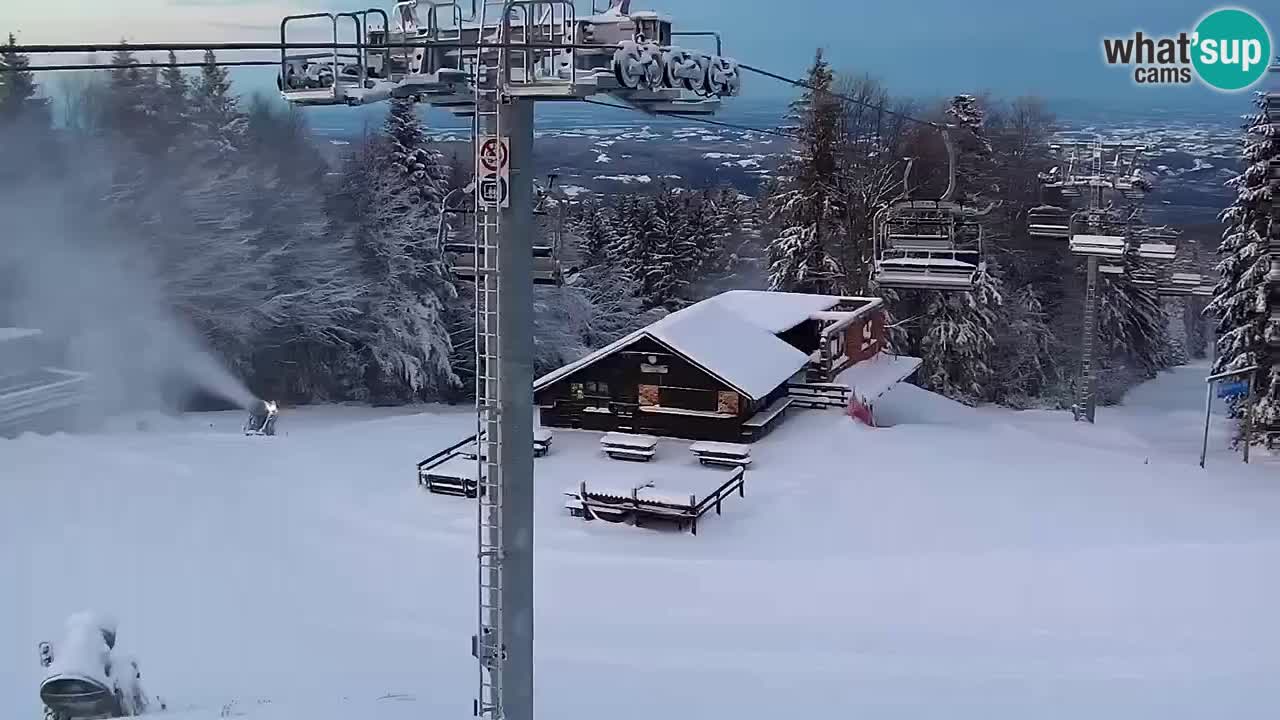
[600,432,658,461]
[688,440,752,467]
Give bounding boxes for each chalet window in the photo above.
[717,391,740,415]
[583,380,610,397]
[658,386,717,411]
[638,384,660,406]
[569,382,584,400]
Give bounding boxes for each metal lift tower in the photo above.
[272,2,742,718]
[1034,139,1197,423]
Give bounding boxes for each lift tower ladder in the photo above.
[472,3,506,719]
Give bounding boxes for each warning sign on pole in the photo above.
[477,135,510,208]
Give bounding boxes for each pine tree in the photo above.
[0,33,54,185]
[382,98,441,206]
[1165,296,1190,367]
[330,102,459,402]
[571,198,618,268]
[989,285,1062,407]
[947,94,998,207]
[1097,271,1171,379]
[190,50,245,164]
[0,33,49,126]
[767,49,844,293]
[102,43,164,146]
[606,195,666,294]
[1185,296,1209,359]
[917,267,1003,403]
[157,51,189,152]
[1207,91,1279,439]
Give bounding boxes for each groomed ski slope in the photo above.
[3,364,1278,720]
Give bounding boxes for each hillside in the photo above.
[3,366,1278,719]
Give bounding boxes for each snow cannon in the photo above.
[243,399,279,436]
[39,612,148,720]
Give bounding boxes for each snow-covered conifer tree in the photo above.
[189,50,246,164]
[0,33,54,185]
[571,198,618,269]
[1207,90,1279,439]
[917,267,1003,403]
[767,49,844,293]
[0,34,49,127]
[155,51,189,153]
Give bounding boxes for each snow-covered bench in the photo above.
[419,431,554,497]
[420,453,482,498]
[689,441,752,467]
[600,432,658,462]
[533,428,553,457]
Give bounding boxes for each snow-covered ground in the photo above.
[3,365,1279,719]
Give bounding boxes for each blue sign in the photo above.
[1217,380,1249,399]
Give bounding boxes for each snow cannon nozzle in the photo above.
[244,398,279,436]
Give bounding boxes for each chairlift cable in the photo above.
[736,62,943,130]
[581,98,797,139]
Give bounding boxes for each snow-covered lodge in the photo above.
[534,290,920,442]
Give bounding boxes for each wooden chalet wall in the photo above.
[535,336,767,442]
[845,310,886,364]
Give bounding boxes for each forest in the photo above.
[0,39,1242,417]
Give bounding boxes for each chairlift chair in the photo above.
[873,254,980,291]
[277,10,401,106]
[1128,267,1159,288]
[1156,271,1209,297]
[438,175,566,286]
[1069,234,1127,258]
[872,128,987,292]
[1134,242,1176,263]
[1027,205,1072,239]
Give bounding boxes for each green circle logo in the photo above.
[1191,8,1271,91]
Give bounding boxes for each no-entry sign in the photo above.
[477,136,510,208]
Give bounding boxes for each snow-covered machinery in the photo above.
[873,131,989,292]
[277,0,739,112]
[39,613,152,720]
[243,399,279,436]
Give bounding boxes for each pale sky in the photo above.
[5,0,1276,102]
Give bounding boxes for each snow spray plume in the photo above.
[0,186,257,421]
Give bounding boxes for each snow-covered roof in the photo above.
[835,353,923,404]
[649,302,809,399]
[705,290,880,334]
[535,296,813,401]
